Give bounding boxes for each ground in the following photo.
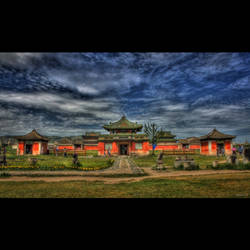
[0,148,249,198]
[0,172,250,198]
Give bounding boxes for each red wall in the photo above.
[225,140,232,154]
[189,144,200,149]
[148,144,178,150]
[201,141,209,154]
[84,145,99,150]
[111,142,118,154]
[58,145,74,150]
[18,142,24,155]
[209,141,217,155]
[98,142,105,155]
[32,143,40,155]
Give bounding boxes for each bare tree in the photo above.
[144,123,163,156]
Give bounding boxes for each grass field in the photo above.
[132,154,227,169]
[2,147,114,171]
[0,172,250,198]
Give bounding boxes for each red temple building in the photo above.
[55,138,83,150]
[16,129,49,155]
[83,116,178,156]
[179,137,201,151]
[199,128,235,155]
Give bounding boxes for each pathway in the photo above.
[1,169,250,184]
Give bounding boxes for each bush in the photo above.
[173,164,184,170]
[107,159,114,167]
[206,163,250,170]
[0,172,11,178]
[185,164,200,171]
[72,161,82,168]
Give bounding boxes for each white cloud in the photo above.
[0,53,41,67]
[0,92,120,114]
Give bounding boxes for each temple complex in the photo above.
[199,128,235,155]
[15,118,236,157]
[83,116,178,156]
[16,129,49,155]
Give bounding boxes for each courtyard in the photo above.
[1,147,250,198]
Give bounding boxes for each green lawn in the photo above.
[2,148,114,171]
[132,154,228,169]
[0,172,250,198]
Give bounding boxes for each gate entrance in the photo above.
[26,144,33,154]
[120,144,128,155]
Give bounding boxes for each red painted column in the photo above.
[98,142,105,155]
[32,142,39,155]
[211,141,217,155]
[18,142,24,155]
[225,140,232,155]
[112,141,118,154]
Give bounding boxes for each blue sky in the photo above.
[0,52,250,142]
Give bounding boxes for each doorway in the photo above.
[217,143,224,155]
[26,144,33,154]
[120,144,128,155]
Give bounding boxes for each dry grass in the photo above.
[0,172,249,198]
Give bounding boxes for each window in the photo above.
[105,143,112,150]
[135,143,142,150]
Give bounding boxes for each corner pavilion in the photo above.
[199,128,235,155]
[83,116,179,156]
[16,129,49,155]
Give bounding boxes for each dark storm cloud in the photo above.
[0,52,250,141]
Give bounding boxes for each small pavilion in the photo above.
[179,137,201,150]
[55,138,74,150]
[16,129,49,155]
[199,128,235,155]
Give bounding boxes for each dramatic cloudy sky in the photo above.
[0,52,250,142]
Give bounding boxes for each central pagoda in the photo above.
[103,115,143,134]
[82,115,179,156]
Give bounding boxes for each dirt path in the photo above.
[1,169,250,184]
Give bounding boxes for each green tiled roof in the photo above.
[160,131,176,138]
[199,128,236,140]
[103,116,143,131]
[15,129,49,141]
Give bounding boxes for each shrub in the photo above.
[174,164,184,170]
[0,172,11,178]
[72,161,82,168]
[206,163,250,170]
[185,164,200,171]
[107,159,114,167]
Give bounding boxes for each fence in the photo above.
[162,149,198,155]
[49,149,87,156]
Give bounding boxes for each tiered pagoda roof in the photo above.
[158,131,176,141]
[98,133,148,142]
[15,129,49,141]
[199,128,235,140]
[103,116,143,131]
[72,139,83,145]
